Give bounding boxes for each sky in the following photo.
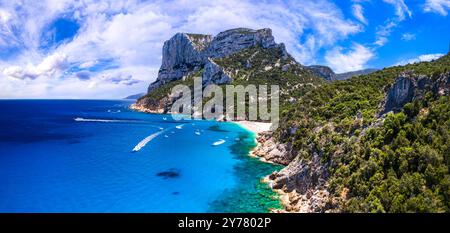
[0,0,449,99]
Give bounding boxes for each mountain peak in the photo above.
[148,27,286,93]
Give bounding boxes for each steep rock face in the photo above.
[202,59,232,85]
[137,28,297,113]
[307,65,336,81]
[148,33,212,93]
[268,153,331,213]
[147,28,283,94]
[381,72,450,114]
[381,75,415,114]
[206,28,278,58]
[253,131,295,165]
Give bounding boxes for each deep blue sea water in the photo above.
[0,100,281,213]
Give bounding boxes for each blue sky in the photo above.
[0,0,449,99]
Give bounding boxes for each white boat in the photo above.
[212,139,226,146]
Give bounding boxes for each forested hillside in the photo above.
[272,54,450,212]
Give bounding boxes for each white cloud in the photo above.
[374,0,412,47]
[0,0,361,98]
[395,53,445,66]
[352,4,368,24]
[383,0,412,20]
[325,43,375,73]
[424,0,450,16]
[0,8,12,23]
[3,53,68,79]
[401,33,416,41]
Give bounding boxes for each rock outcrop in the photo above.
[381,71,450,114]
[267,157,332,213]
[202,59,232,85]
[135,28,295,113]
[307,65,378,82]
[206,28,279,58]
[147,33,212,93]
[252,131,295,165]
[307,65,336,81]
[147,28,286,93]
[253,131,333,213]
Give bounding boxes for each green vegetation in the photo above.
[138,69,202,102]
[332,95,450,212]
[214,46,324,104]
[275,53,450,212]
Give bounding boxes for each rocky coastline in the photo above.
[248,129,333,213]
[129,100,333,213]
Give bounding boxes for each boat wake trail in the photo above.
[74,117,163,130]
[132,130,164,152]
[132,124,185,152]
[74,117,133,123]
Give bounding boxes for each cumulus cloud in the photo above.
[395,53,445,66]
[3,53,68,79]
[352,4,368,24]
[0,0,361,98]
[325,43,375,73]
[424,0,450,16]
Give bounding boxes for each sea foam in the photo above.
[74,117,130,123]
[132,131,164,152]
[132,124,184,152]
[74,117,164,130]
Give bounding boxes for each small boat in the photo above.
[212,139,226,146]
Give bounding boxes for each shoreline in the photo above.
[232,121,279,164]
[232,120,288,213]
[130,105,288,212]
[232,121,273,134]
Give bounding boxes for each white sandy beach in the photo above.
[234,121,272,134]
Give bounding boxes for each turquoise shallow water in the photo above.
[0,100,281,212]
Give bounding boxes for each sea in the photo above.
[0,100,282,213]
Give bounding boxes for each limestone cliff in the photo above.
[381,71,450,114]
[307,65,336,81]
[147,33,211,93]
[134,28,319,113]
